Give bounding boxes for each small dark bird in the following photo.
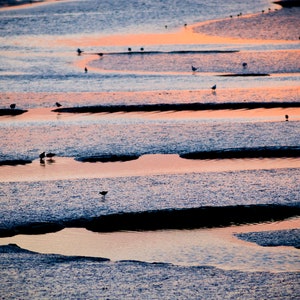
[191,65,198,72]
[77,48,83,55]
[242,62,248,68]
[84,67,88,73]
[10,103,16,109]
[55,102,62,107]
[46,152,56,159]
[140,47,144,52]
[285,115,289,121]
[128,47,132,52]
[39,152,46,160]
[99,190,108,200]
[211,84,217,90]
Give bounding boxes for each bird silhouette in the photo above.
[39,152,45,159]
[46,152,56,159]
[39,152,46,164]
[211,84,217,90]
[285,115,289,121]
[242,62,248,68]
[10,103,16,109]
[84,67,88,73]
[55,102,62,107]
[77,48,83,55]
[99,191,108,201]
[191,65,198,72]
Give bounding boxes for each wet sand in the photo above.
[1,4,299,295]
[194,6,300,41]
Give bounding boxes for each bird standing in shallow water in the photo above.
[10,104,16,109]
[285,115,289,121]
[99,191,108,201]
[46,152,56,160]
[84,67,88,73]
[211,84,216,90]
[191,65,198,72]
[39,152,46,164]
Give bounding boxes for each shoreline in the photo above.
[1,103,300,120]
[1,216,299,272]
[1,155,300,182]
[53,5,300,50]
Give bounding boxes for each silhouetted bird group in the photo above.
[39,151,56,163]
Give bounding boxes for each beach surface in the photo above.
[0,1,299,299]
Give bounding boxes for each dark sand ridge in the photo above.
[0,0,67,9]
[52,102,300,114]
[1,204,300,238]
[0,0,41,7]
[4,102,299,117]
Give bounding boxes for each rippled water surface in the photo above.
[0,0,299,298]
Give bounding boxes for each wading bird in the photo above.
[99,190,108,200]
[191,65,198,72]
[39,152,46,164]
[39,152,45,159]
[77,48,83,55]
[46,152,56,159]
